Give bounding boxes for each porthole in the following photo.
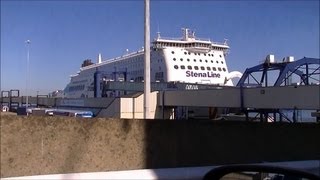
[212,67,217,71]
[200,66,205,70]
[208,54,211,57]
[216,61,219,63]
[184,52,187,55]
[204,54,207,56]
[187,58,190,62]
[180,58,183,61]
[211,60,213,63]
[198,53,201,55]
[223,68,226,72]
[188,52,191,55]
[194,53,197,55]
[219,55,222,58]
[200,59,202,62]
[171,51,175,54]
[181,65,186,70]
[221,61,224,64]
[194,59,196,62]
[194,66,199,70]
[207,67,211,70]
[205,60,208,63]
[187,65,192,70]
[173,58,176,61]
[174,65,178,69]
[218,67,222,71]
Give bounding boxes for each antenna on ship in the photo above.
[182,28,189,41]
[156,32,161,39]
[98,53,102,64]
[190,30,195,38]
[156,22,161,39]
[224,38,228,45]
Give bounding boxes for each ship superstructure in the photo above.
[64,28,238,98]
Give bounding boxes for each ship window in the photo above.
[221,61,224,64]
[223,68,226,72]
[204,53,207,56]
[216,61,219,63]
[205,60,208,63]
[184,52,187,55]
[198,53,201,55]
[220,55,222,57]
[212,54,214,56]
[199,59,202,62]
[187,65,192,70]
[212,67,217,71]
[207,67,211,70]
[194,59,196,62]
[208,54,211,57]
[194,53,197,55]
[187,58,190,62]
[200,66,205,70]
[194,66,199,70]
[173,58,176,61]
[211,60,213,63]
[181,65,185,69]
[171,51,175,54]
[218,67,222,71]
[188,52,191,55]
[180,58,183,61]
[174,65,178,69]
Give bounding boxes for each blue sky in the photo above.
[1,0,319,95]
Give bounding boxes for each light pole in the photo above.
[144,0,151,119]
[25,40,31,110]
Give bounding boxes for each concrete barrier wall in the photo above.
[1,114,319,178]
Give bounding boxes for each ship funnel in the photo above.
[98,53,102,64]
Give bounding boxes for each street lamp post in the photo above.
[144,0,151,119]
[26,40,31,110]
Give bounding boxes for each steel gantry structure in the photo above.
[237,57,320,87]
[236,56,320,122]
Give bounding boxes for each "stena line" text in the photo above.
[186,71,221,78]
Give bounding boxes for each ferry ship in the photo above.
[63,28,242,98]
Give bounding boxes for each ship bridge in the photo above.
[152,28,229,53]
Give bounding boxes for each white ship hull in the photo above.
[64,28,238,98]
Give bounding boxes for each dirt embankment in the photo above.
[1,114,319,178]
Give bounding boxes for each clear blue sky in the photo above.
[1,0,319,95]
